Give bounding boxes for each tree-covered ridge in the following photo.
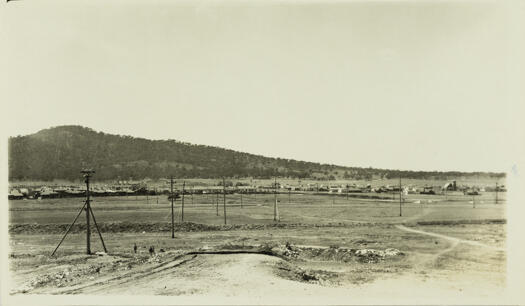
[8,126,505,181]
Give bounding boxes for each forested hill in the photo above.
[8,126,504,182]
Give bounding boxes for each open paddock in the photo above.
[7,189,507,299]
[9,192,505,226]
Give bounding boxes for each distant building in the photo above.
[329,186,342,193]
[9,189,24,200]
[442,181,457,191]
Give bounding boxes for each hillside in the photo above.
[8,126,504,182]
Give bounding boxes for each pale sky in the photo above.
[2,0,524,173]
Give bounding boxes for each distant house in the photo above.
[407,187,418,194]
[346,185,364,193]
[39,187,59,199]
[236,186,257,193]
[329,187,342,193]
[318,186,329,192]
[19,188,29,196]
[464,188,480,196]
[442,181,457,191]
[420,186,435,195]
[9,189,24,200]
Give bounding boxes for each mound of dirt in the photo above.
[9,221,385,235]
[275,261,339,286]
[253,243,404,264]
[354,248,404,263]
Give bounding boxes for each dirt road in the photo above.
[395,225,506,251]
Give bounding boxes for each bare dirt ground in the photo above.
[8,222,506,303]
[7,195,507,303]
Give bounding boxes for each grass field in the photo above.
[7,187,507,299]
[9,191,505,225]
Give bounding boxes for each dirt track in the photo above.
[8,220,507,303]
[396,225,506,251]
[30,252,505,304]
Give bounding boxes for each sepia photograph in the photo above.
[1,0,525,305]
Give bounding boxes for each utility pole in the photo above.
[170,176,175,238]
[191,185,194,205]
[240,189,243,209]
[289,188,291,204]
[51,169,107,256]
[223,177,227,225]
[274,177,278,222]
[85,171,92,254]
[399,177,402,217]
[346,184,349,201]
[181,181,185,222]
[216,192,219,216]
[495,182,498,204]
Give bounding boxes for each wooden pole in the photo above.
[223,177,227,225]
[495,182,498,204]
[216,192,219,216]
[399,177,402,217]
[51,201,88,256]
[181,181,185,222]
[170,176,174,238]
[85,173,91,254]
[89,206,107,253]
[274,177,277,222]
